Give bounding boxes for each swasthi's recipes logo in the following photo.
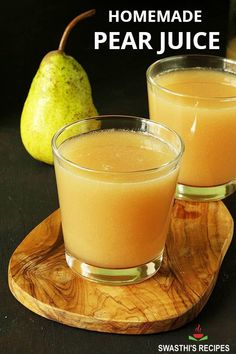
[157,324,230,352]
[188,324,208,341]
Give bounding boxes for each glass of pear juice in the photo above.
[52,116,184,285]
[147,55,236,202]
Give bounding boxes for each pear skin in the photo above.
[20,10,98,165]
[21,51,97,164]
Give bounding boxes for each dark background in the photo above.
[1,0,230,115]
[1,0,236,353]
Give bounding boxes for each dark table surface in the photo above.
[1,1,236,353]
[1,115,236,354]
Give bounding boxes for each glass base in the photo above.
[176,180,236,202]
[65,251,163,285]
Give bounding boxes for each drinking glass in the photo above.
[52,116,183,285]
[147,55,236,201]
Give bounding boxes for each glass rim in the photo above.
[52,115,184,175]
[146,54,236,102]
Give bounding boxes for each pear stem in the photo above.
[58,9,96,52]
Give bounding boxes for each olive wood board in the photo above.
[8,200,233,334]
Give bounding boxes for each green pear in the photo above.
[21,10,98,165]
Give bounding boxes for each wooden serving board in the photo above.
[8,200,233,334]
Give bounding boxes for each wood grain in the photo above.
[8,200,233,334]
